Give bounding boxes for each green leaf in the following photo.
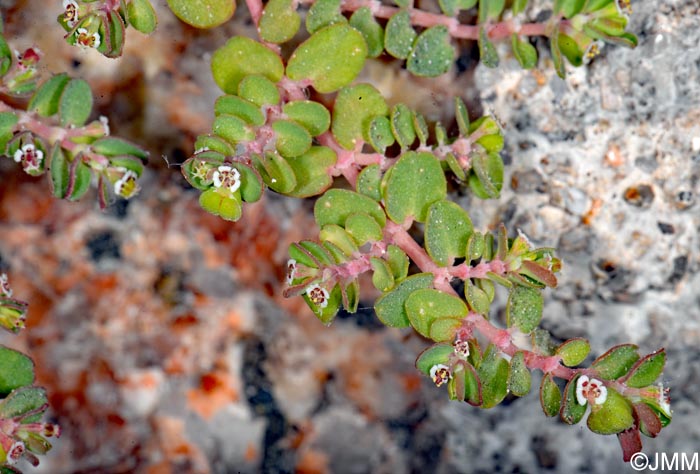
[59,78,93,127]
[560,373,587,424]
[367,116,396,154]
[213,114,255,145]
[469,151,504,199]
[212,37,284,94]
[478,26,499,68]
[511,35,538,69]
[252,151,297,193]
[550,31,566,79]
[556,338,590,367]
[425,200,473,266]
[407,25,454,77]
[332,84,388,150]
[591,344,640,380]
[67,160,91,201]
[285,146,336,197]
[387,244,409,282]
[195,134,234,156]
[283,101,331,137]
[0,35,12,77]
[405,289,467,338]
[384,11,416,59]
[166,0,235,28]
[346,212,383,245]
[230,161,264,203]
[259,0,301,43]
[462,362,482,405]
[28,73,70,117]
[370,257,395,292]
[558,33,584,67]
[429,318,462,342]
[357,164,382,201]
[0,112,18,152]
[415,343,453,375]
[382,151,447,224]
[466,232,485,262]
[127,0,158,34]
[623,350,665,388]
[0,346,34,395]
[531,328,556,356]
[238,75,280,107]
[478,0,505,21]
[375,273,434,327]
[539,373,561,417]
[554,0,586,18]
[92,137,149,161]
[306,0,346,34]
[0,386,47,419]
[49,144,69,199]
[390,104,416,149]
[454,97,470,136]
[349,8,385,58]
[512,0,528,15]
[215,95,265,126]
[199,188,242,221]
[272,120,312,158]
[319,224,359,258]
[506,286,543,334]
[412,111,429,146]
[465,281,490,315]
[314,189,387,228]
[286,24,367,93]
[587,389,635,435]
[508,351,531,397]
[477,344,510,408]
[438,0,478,16]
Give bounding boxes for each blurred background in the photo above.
[0,0,698,472]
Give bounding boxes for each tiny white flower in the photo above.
[306,284,329,308]
[430,364,452,387]
[13,144,43,171]
[114,169,139,198]
[453,339,470,359]
[657,383,672,417]
[286,259,297,285]
[99,115,110,135]
[6,441,25,464]
[0,273,12,297]
[212,165,241,193]
[76,28,100,49]
[63,0,80,28]
[576,375,607,406]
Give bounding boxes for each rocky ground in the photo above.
[0,0,698,473]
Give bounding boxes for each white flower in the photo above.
[430,364,452,387]
[99,115,110,135]
[212,165,241,193]
[657,383,672,418]
[76,28,100,49]
[13,144,43,172]
[63,0,80,28]
[6,441,25,464]
[114,169,139,198]
[286,259,297,285]
[0,273,12,297]
[453,338,470,359]
[576,375,607,406]
[306,284,329,308]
